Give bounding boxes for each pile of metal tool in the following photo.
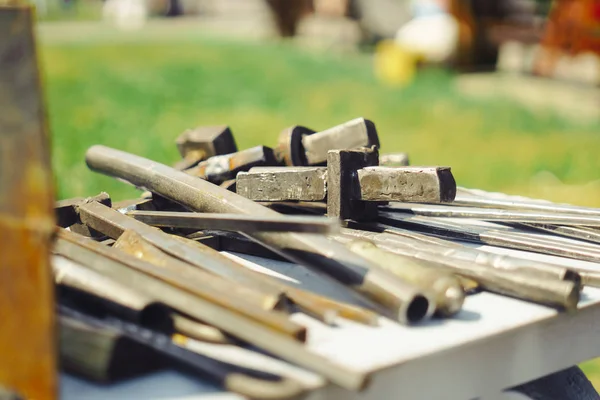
[54,117,600,397]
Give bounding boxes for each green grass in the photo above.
[40,25,600,387]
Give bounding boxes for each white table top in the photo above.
[61,239,600,400]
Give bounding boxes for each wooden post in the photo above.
[0,4,57,399]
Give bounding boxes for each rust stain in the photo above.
[0,5,57,399]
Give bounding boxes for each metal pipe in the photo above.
[339,238,464,317]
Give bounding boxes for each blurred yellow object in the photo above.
[374,40,420,87]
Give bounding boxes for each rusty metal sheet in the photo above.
[0,5,57,399]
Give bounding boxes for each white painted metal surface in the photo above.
[61,242,600,400]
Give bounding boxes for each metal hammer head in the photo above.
[175,125,237,170]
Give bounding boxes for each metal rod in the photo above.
[383,202,600,227]
[378,211,600,266]
[339,238,464,317]
[49,248,367,390]
[345,222,581,284]
[126,210,340,234]
[56,229,306,342]
[85,145,434,325]
[78,201,287,304]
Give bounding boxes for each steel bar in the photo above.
[53,253,230,343]
[126,210,340,234]
[373,242,580,310]
[60,306,306,400]
[86,145,434,324]
[55,230,306,342]
[453,188,600,217]
[344,223,581,284]
[0,5,56,399]
[339,239,464,317]
[358,167,456,203]
[49,252,367,391]
[301,118,380,166]
[237,167,328,201]
[77,201,287,304]
[112,228,291,316]
[186,232,381,326]
[52,254,171,325]
[510,223,600,246]
[384,202,600,226]
[378,211,600,265]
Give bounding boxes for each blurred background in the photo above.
[37,0,600,386]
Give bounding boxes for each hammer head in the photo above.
[175,125,238,170]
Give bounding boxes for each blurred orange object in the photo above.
[536,0,600,76]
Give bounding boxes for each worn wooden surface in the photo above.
[0,4,57,399]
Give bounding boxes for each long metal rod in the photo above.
[55,229,306,342]
[126,210,340,234]
[78,201,286,303]
[344,223,580,284]
[85,145,433,325]
[452,188,600,217]
[378,212,600,265]
[50,248,367,390]
[79,201,376,324]
[384,203,600,227]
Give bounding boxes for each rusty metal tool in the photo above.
[383,202,600,227]
[60,305,306,400]
[85,145,434,325]
[174,125,238,170]
[187,145,280,184]
[51,235,368,391]
[54,229,306,341]
[52,255,229,344]
[0,5,56,399]
[127,210,340,234]
[379,153,410,167]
